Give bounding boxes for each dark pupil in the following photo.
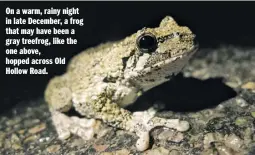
[138,35,156,52]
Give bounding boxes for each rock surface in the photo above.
[1,46,255,155]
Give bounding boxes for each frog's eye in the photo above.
[136,33,157,53]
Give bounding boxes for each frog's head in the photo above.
[123,16,198,91]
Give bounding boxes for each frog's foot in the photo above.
[51,111,101,141]
[128,108,190,151]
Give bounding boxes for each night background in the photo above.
[2,1,255,114]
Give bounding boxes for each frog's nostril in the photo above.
[174,32,180,37]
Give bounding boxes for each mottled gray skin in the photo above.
[44,16,198,151]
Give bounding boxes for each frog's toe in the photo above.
[51,111,72,140]
[70,117,99,140]
[69,124,95,140]
[150,117,190,132]
[136,131,150,151]
[58,129,71,140]
[170,120,190,132]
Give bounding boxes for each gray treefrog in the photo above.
[45,16,198,151]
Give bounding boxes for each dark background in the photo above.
[2,2,255,114]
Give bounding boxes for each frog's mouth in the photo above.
[146,44,198,70]
[123,44,198,82]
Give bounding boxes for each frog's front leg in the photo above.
[130,108,189,151]
[72,82,189,151]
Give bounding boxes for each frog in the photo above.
[44,16,198,151]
